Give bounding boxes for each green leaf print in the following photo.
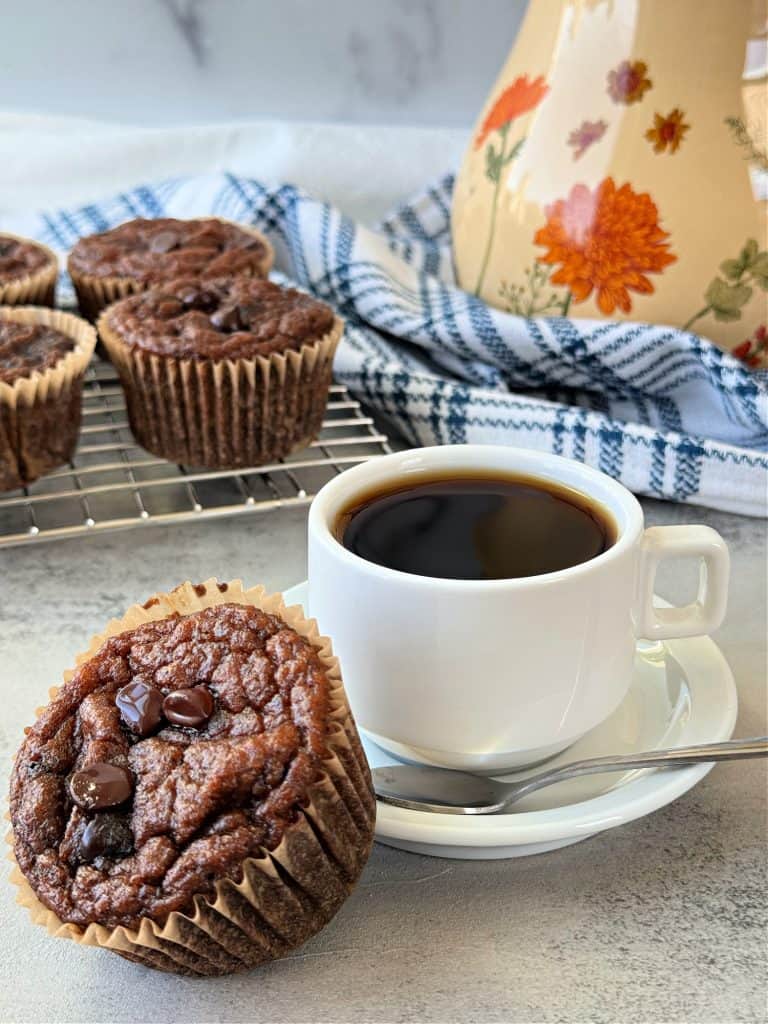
[704,278,753,322]
[683,237,767,332]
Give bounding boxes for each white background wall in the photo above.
[0,0,527,127]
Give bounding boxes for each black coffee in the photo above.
[336,471,616,580]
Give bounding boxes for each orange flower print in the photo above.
[732,325,767,369]
[645,108,690,153]
[567,119,608,159]
[534,178,676,315]
[607,60,652,105]
[474,74,549,149]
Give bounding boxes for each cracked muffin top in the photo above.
[10,601,331,930]
[105,276,336,360]
[0,234,55,282]
[68,218,271,284]
[0,318,75,385]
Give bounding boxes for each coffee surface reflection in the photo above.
[336,472,616,580]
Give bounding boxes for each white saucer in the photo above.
[284,582,737,859]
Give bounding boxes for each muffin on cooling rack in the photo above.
[0,307,96,491]
[98,276,343,468]
[9,579,375,976]
[68,217,273,321]
[0,234,58,307]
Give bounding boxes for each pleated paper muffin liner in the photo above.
[98,311,344,468]
[68,220,274,322]
[0,234,58,308]
[0,306,96,491]
[8,578,376,977]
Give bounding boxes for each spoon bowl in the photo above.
[372,737,768,815]
[372,765,509,814]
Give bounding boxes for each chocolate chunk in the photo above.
[179,285,217,311]
[196,289,218,311]
[149,230,179,254]
[69,763,133,811]
[179,285,201,306]
[116,681,164,737]
[209,305,242,331]
[163,685,215,728]
[78,813,134,862]
[156,299,184,319]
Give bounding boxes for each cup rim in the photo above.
[308,444,645,589]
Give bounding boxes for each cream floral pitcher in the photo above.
[451,0,768,367]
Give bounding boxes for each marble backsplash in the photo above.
[1,0,527,127]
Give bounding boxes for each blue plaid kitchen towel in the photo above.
[8,172,767,516]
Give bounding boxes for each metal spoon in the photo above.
[372,737,768,815]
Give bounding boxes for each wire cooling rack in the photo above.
[0,360,391,548]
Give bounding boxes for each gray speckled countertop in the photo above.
[0,497,765,1023]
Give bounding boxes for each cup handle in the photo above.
[634,525,730,640]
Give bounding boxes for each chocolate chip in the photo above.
[163,686,214,728]
[196,289,218,311]
[149,230,179,254]
[209,305,242,331]
[237,305,254,327]
[180,286,201,306]
[78,813,133,862]
[179,286,218,311]
[69,763,133,811]
[156,299,184,319]
[116,681,164,736]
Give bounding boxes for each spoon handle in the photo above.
[505,737,768,807]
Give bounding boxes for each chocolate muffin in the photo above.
[0,307,96,491]
[9,579,375,976]
[68,217,274,321]
[98,277,343,468]
[0,233,58,307]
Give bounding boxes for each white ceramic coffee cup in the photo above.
[307,445,729,772]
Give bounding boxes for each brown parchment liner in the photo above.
[97,308,344,468]
[68,219,275,322]
[0,234,58,308]
[0,306,97,490]
[7,578,376,976]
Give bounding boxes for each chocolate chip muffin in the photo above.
[9,579,375,976]
[0,307,96,491]
[0,233,58,307]
[98,277,343,468]
[68,217,274,321]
